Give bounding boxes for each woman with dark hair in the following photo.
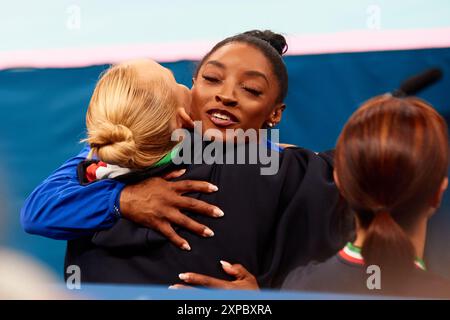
[21,30,352,288]
[281,95,450,297]
[22,30,293,246]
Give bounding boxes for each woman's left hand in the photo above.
[170,261,259,290]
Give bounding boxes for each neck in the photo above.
[407,219,427,260]
[353,217,428,260]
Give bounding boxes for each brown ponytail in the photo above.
[335,95,449,288]
[361,211,415,282]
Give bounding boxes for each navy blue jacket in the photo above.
[283,253,450,298]
[65,137,352,288]
[22,133,353,287]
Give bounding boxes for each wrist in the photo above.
[118,185,133,218]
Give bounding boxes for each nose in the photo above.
[215,93,237,107]
[215,82,237,107]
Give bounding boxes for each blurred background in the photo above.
[0,0,449,281]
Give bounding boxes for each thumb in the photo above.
[162,169,186,180]
[220,260,247,279]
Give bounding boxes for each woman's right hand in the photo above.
[119,169,223,250]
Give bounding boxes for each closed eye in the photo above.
[202,75,221,83]
[243,86,262,96]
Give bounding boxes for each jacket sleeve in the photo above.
[258,147,354,288]
[20,145,126,240]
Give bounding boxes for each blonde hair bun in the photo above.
[89,122,134,147]
[88,122,137,167]
[84,60,180,169]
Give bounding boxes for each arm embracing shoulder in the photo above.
[20,145,125,240]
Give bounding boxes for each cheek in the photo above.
[191,84,212,114]
[240,100,273,128]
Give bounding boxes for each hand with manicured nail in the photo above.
[119,169,223,251]
[172,260,259,290]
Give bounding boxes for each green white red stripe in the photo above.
[339,242,426,271]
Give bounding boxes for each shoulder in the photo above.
[404,269,450,298]
[276,147,337,198]
[282,255,351,291]
[280,146,335,170]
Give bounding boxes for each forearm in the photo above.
[20,146,125,240]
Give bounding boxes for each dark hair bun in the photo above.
[243,30,288,55]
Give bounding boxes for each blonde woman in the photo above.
[82,59,192,178]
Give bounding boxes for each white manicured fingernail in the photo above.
[168,285,179,290]
[213,208,224,217]
[179,273,189,280]
[220,260,232,268]
[203,228,214,237]
[209,184,218,192]
[181,243,191,251]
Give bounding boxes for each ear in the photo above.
[333,169,341,191]
[265,103,286,127]
[430,177,448,209]
[176,107,194,129]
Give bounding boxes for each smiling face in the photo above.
[191,42,285,137]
